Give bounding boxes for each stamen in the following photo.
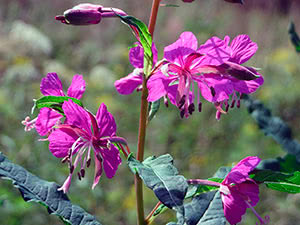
[210,86,216,97]
[237,99,241,108]
[80,168,85,178]
[178,95,186,109]
[61,156,69,164]
[77,172,82,180]
[188,103,195,115]
[21,116,37,131]
[69,165,75,174]
[164,96,169,107]
[198,102,202,112]
[86,146,92,168]
[225,100,229,112]
[245,201,270,225]
[180,109,185,119]
[216,110,221,120]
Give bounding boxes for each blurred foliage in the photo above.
[1,0,300,225]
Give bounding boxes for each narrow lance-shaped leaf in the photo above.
[32,95,84,115]
[0,152,102,225]
[117,14,153,76]
[251,169,300,193]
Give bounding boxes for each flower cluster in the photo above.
[115,32,263,119]
[23,73,125,193]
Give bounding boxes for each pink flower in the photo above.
[114,42,158,95]
[198,34,264,119]
[147,32,232,118]
[55,3,127,26]
[22,73,85,136]
[147,32,263,118]
[220,156,270,225]
[48,100,123,193]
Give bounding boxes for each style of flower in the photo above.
[55,3,127,26]
[114,42,158,95]
[48,100,123,193]
[147,32,263,118]
[22,73,86,136]
[220,156,269,225]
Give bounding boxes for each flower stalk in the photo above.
[134,1,161,224]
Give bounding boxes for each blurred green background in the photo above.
[1,0,300,224]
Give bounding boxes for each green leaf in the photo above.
[148,99,161,121]
[288,22,300,53]
[117,15,153,76]
[0,152,102,225]
[251,169,300,193]
[128,154,188,217]
[33,95,83,114]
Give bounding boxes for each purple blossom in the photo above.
[220,156,270,225]
[147,32,231,118]
[55,3,127,26]
[147,32,263,118]
[48,100,122,193]
[198,34,264,119]
[22,73,85,136]
[114,42,158,95]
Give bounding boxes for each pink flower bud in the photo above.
[55,4,102,25]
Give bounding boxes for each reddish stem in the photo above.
[145,201,162,224]
[134,1,161,224]
[148,0,161,36]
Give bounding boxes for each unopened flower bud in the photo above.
[55,4,127,26]
[56,4,102,25]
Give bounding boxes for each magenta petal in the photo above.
[236,180,260,207]
[232,74,264,94]
[129,42,158,68]
[67,74,86,99]
[48,128,79,158]
[62,100,92,136]
[147,72,173,102]
[35,108,63,136]
[197,74,234,102]
[114,72,143,95]
[198,36,231,66]
[40,73,65,96]
[129,43,144,68]
[92,151,103,189]
[96,103,116,137]
[164,32,198,67]
[230,34,258,64]
[223,156,261,185]
[101,145,121,179]
[222,191,247,225]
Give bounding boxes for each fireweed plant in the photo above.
[0,1,298,225]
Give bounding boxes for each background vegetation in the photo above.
[1,0,300,224]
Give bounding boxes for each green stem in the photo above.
[134,1,161,225]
